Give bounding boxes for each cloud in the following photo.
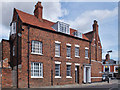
[43,2,69,22]
[0,1,118,61]
[0,24,10,41]
[66,7,118,33]
[0,1,69,41]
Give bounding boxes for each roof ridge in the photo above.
[84,30,94,35]
[15,8,35,17]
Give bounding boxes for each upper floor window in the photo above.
[85,47,89,59]
[73,31,82,38]
[13,46,15,56]
[31,41,42,55]
[55,41,61,57]
[31,62,43,78]
[75,45,80,57]
[52,21,70,34]
[10,22,16,35]
[66,45,71,58]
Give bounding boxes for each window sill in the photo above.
[55,55,60,58]
[55,76,61,78]
[75,56,80,58]
[31,52,43,56]
[85,57,89,59]
[31,76,43,78]
[66,57,72,59]
[66,76,72,78]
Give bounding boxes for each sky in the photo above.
[0,0,119,61]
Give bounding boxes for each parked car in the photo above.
[102,74,108,81]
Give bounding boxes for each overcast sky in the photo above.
[0,0,118,60]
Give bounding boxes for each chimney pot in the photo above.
[94,20,97,24]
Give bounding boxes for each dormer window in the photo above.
[10,22,16,35]
[73,31,82,38]
[52,21,70,34]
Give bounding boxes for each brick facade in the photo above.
[1,2,102,88]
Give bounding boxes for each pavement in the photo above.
[39,79,119,88]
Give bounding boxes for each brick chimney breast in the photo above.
[34,2,43,21]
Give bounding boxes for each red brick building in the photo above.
[1,2,102,88]
[102,54,118,78]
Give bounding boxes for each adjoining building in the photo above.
[1,2,102,88]
[102,54,119,78]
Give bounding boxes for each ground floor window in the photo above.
[55,64,60,76]
[31,62,43,78]
[104,65,110,72]
[114,66,118,73]
[66,65,71,76]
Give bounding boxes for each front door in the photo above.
[75,66,79,83]
[84,66,91,83]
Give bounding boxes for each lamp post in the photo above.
[106,50,112,83]
[107,50,112,54]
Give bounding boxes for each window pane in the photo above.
[55,43,60,56]
[31,62,43,77]
[66,65,71,76]
[105,67,109,72]
[75,47,79,56]
[85,49,88,57]
[67,46,71,57]
[55,64,60,76]
[32,41,42,54]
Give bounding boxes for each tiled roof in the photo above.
[15,9,55,31]
[84,31,94,41]
[15,8,89,41]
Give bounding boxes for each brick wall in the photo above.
[2,68,12,88]
[2,40,13,88]
[90,26,102,82]
[17,25,90,88]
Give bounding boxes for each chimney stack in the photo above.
[93,20,98,33]
[34,2,43,21]
[93,20,99,44]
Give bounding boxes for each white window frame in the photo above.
[114,66,118,73]
[66,44,71,59]
[55,41,61,57]
[75,45,80,58]
[85,47,89,59]
[31,40,43,55]
[66,64,72,78]
[31,62,43,78]
[10,22,16,35]
[13,45,15,56]
[55,61,61,78]
[75,63,80,66]
[58,21,70,34]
